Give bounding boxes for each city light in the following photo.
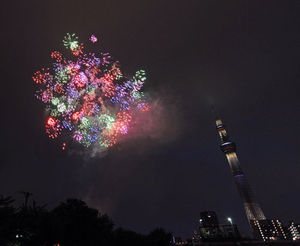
[227,217,233,225]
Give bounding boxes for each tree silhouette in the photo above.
[148,228,172,246]
[51,199,114,246]
[0,195,16,245]
[18,192,33,209]
[16,192,48,246]
[113,227,146,246]
[0,194,172,246]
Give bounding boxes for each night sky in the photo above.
[1,0,300,239]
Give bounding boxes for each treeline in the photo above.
[0,193,172,246]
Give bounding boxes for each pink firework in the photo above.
[90,34,98,43]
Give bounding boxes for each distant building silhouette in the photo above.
[198,211,240,242]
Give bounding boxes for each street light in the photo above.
[227,217,233,225]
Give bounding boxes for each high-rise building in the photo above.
[198,211,240,242]
[199,211,220,241]
[215,118,287,241]
[199,211,219,228]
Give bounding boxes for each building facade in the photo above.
[251,219,287,240]
[287,221,300,240]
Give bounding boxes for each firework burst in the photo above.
[33,33,149,150]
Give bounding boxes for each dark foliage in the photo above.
[0,194,172,246]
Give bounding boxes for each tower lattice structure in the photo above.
[215,119,266,222]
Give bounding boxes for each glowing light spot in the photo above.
[72,112,80,121]
[62,142,66,150]
[63,33,79,51]
[47,117,56,127]
[57,103,66,113]
[90,34,98,43]
[51,97,59,106]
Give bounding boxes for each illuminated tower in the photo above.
[215,118,266,223]
[215,118,287,241]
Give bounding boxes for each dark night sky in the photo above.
[1,0,300,239]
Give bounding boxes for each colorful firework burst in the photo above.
[33,33,149,149]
